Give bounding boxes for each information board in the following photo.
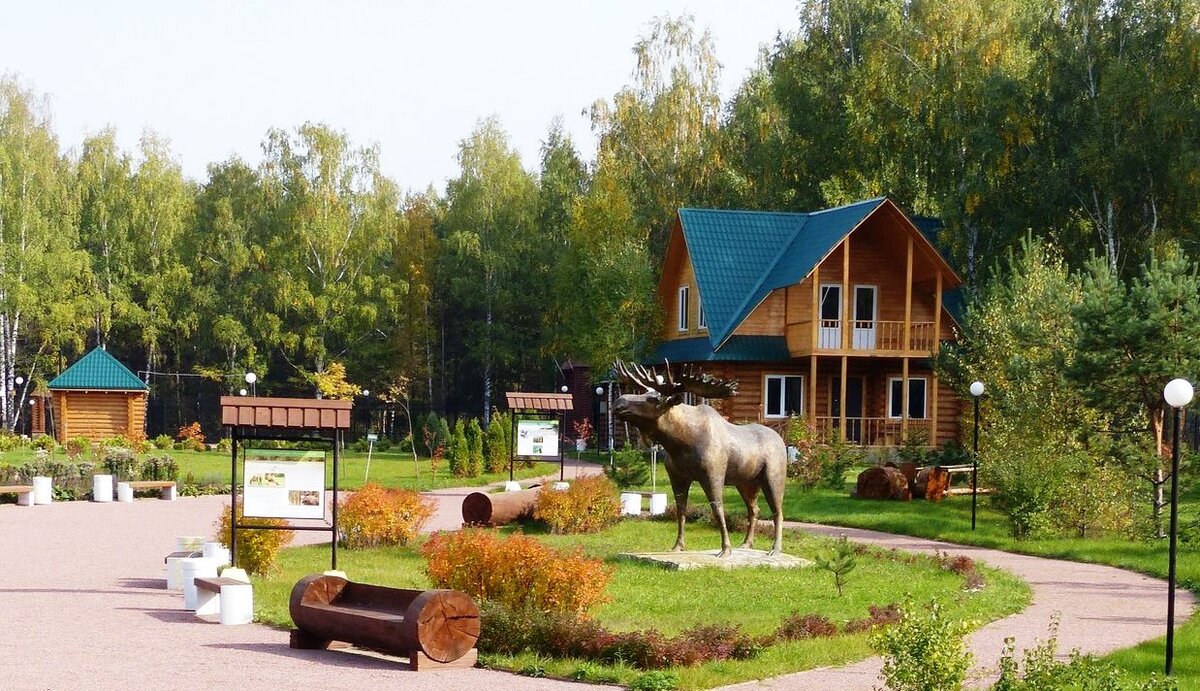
[243,449,326,519]
[515,419,560,459]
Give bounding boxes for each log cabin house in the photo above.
[48,347,148,443]
[650,197,964,448]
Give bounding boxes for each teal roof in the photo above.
[679,198,885,349]
[649,336,792,364]
[48,347,148,391]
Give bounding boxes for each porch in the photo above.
[762,417,934,448]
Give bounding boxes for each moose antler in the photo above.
[613,360,738,399]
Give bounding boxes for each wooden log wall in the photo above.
[52,390,146,443]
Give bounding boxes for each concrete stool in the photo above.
[181,557,219,610]
[92,474,113,502]
[620,492,642,516]
[648,493,668,516]
[116,482,134,503]
[202,541,230,567]
[32,476,53,504]
[176,536,205,552]
[552,481,570,491]
[503,481,521,492]
[219,580,254,625]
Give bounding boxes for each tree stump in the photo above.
[461,487,540,526]
[915,467,951,502]
[855,466,912,501]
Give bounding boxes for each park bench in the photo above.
[125,480,177,500]
[0,484,34,506]
[289,574,480,670]
[193,576,253,625]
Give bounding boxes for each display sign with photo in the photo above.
[515,418,560,459]
[243,449,326,519]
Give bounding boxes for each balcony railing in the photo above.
[786,320,936,355]
[765,417,933,448]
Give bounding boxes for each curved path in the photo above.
[720,522,1195,690]
[0,475,1189,691]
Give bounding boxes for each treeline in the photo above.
[1,1,1198,435]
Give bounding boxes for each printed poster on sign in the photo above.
[516,419,559,459]
[243,449,326,519]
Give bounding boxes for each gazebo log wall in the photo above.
[52,390,147,443]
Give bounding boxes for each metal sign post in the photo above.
[364,432,378,482]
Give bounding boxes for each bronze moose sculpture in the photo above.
[612,360,786,556]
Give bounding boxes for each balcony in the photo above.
[785,320,936,356]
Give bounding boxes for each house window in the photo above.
[698,294,707,330]
[888,377,928,419]
[678,285,690,331]
[764,374,804,418]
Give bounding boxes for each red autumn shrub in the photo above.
[773,612,839,641]
[422,528,612,615]
[339,483,435,548]
[533,475,621,534]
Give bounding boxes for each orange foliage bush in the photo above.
[177,422,205,451]
[533,475,621,534]
[339,483,435,548]
[422,528,612,616]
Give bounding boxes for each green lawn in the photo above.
[0,446,565,492]
[777,479,1200,687]
[253,520,1029,690]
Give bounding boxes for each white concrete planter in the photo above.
[91,475,113,503]
[648,493,668,516]
[32,476,52,504]
[620,492,642,516]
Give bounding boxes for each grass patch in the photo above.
[253,519,1029,689]
[779,482,1200,687]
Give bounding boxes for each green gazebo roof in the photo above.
[48,347,148,391]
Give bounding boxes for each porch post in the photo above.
[809,356,818,432]
[811,265,820,352]
[901,357,910,439]
[841,237,851,352]
[839,356,848,441]
[904,236,913,351]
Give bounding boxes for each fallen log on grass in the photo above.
[915,467,950,502]
[461,486,540,526]
[855,466,911,501]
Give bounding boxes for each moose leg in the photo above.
[735,483,760,550]
[669,476,691,552]
[700,479,733,557]
[761,476,785,556]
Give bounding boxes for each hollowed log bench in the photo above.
[289,574,480,670]
[0,485,34,506]
[126,480,177,500]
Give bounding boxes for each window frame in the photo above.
[887,376,928,420]
[678,285,690,332]
[697,293,707,330]
[763,373,805,419]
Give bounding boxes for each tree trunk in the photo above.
[855,466,911,501]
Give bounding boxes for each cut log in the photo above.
[915,467,951,502]
[854,466,911,501]
[898,462,919,496]
[461,487,540,526]
[289,574,480,665]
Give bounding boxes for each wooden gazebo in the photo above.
[48,347,148,443]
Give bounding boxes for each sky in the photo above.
[0,1,801,192]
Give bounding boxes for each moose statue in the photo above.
[612,360,786,556]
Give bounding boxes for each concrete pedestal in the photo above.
[202,541,230,567]
[503,481,521,492]
[116,482,134,503]
[31,476,52,504]
[620,492,642,516]
[648,493,668,516]
[181,558,219,610]
[552,481,570,491]
[91,475,113,503]
[219,582,254,625]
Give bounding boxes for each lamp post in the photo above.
[596,385,613,468]
[244,372,257,397]
[969,380,985,531]
[1163,377,1193,676]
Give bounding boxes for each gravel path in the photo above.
[2,470,1189,691]
[718,522,1195,690]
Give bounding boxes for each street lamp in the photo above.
[969,381,985,531]
[1163,377,1193,676]
[596,384,614,467]
[244,372,257,397]
[238,388,248,397]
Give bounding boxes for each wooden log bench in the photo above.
[289,574,480,670]
[0,484,34,506]
[194,576,253,624]
[125,480,177,500]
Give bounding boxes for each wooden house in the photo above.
[48,347,149,443]
[651,198,964,447]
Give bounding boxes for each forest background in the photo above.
[1,0,1198,439]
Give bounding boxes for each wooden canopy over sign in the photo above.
[504,392,574,412]
[220,396,352,430]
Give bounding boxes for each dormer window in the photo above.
[678,285,690,331]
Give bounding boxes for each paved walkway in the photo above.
[719,522,1195,690]
[0,471,1190,690]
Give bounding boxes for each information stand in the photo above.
[221,397,351,571]
[503,392,573,483]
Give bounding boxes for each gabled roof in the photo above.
[677,198,885,349]
[48,347,148,391]
[649,336,792,364]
